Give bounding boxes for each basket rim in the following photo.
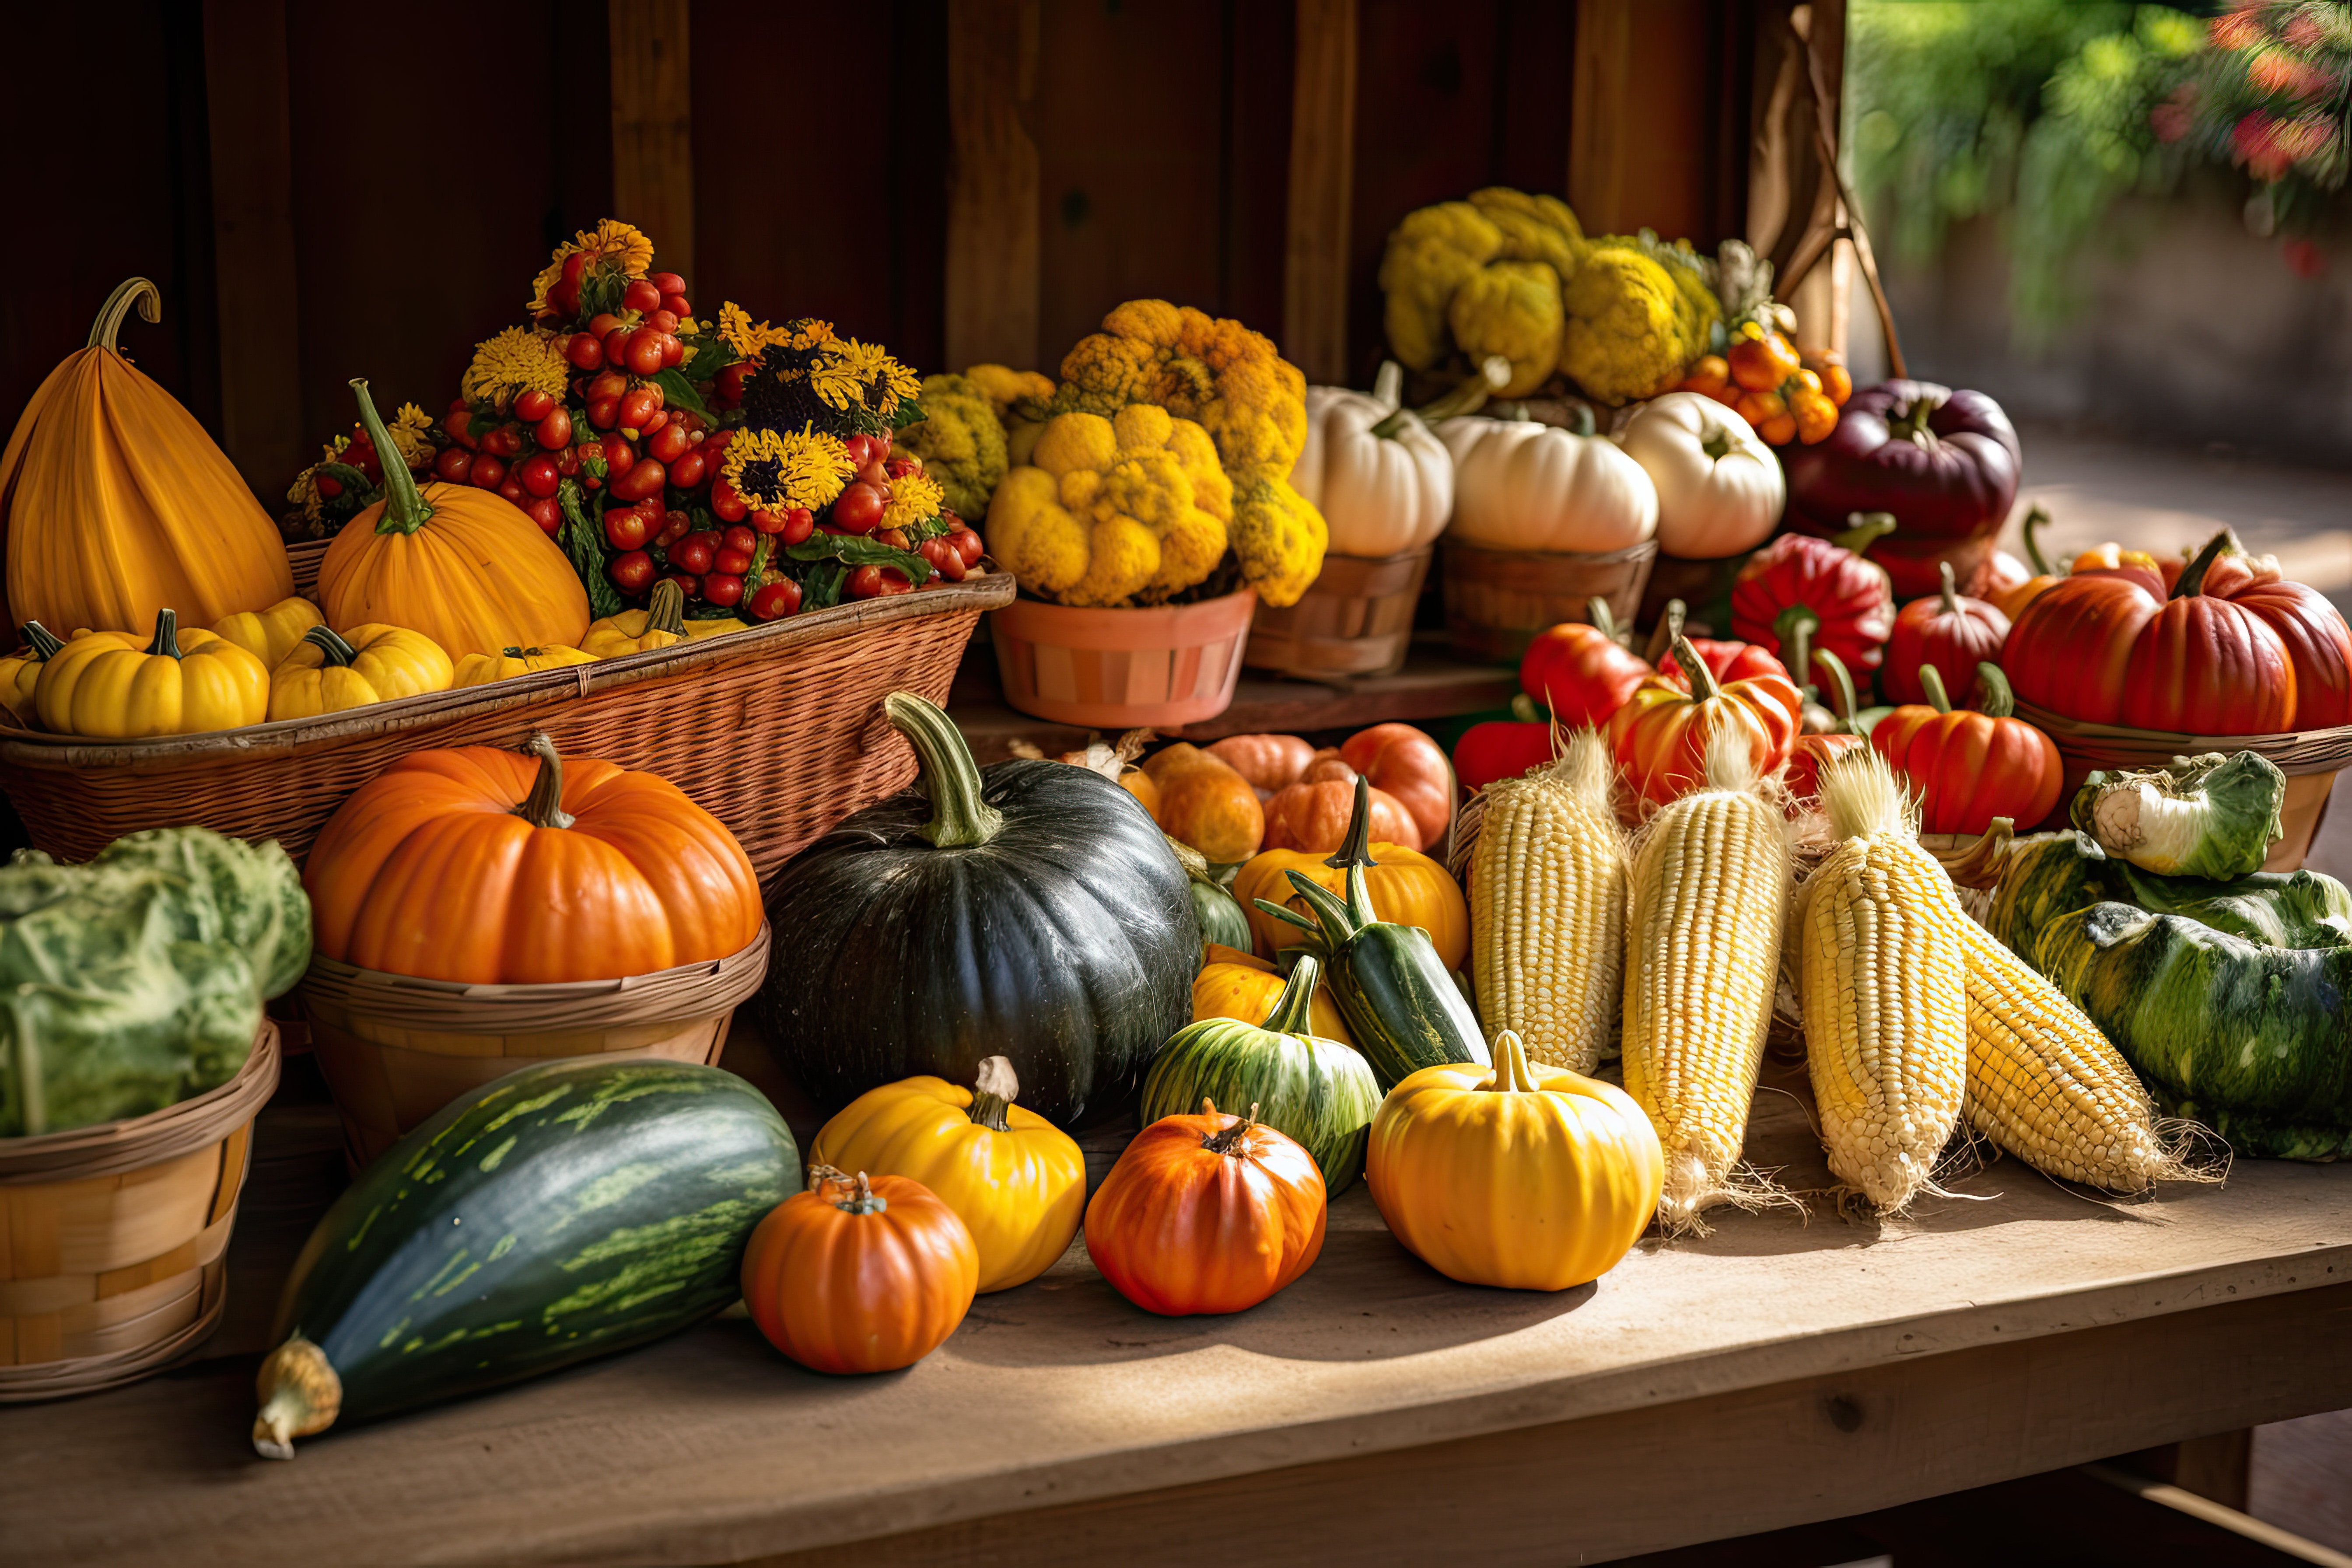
[299,924,771,1031]
[1440,535,1661,566]
[0,574,1012,772]
[2014,698,2352,774]
[0,1020,280,1184]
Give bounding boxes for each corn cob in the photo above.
[1800,750,1968,1214]
[1621,726,1791,1233]
[1470,728,1625,1073]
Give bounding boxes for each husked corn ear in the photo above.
[1470,728,1624,1073]
[1621,725,1789,1233]
[1801,751,1968,1214]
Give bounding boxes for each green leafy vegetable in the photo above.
[557,479,625,619]
[786,533,934,584]
[2070,750,2286,881]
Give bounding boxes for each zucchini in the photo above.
[253,1059,798,1457]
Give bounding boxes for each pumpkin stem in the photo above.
[1886,391,1943,444]
[1772,605,1821,679]
[1786,610,1818,701]
[1970,661,2018,720]
[1253,896,1326,938]
[883,691,1006,849]
[1371,359,1404,414]
[19,622,63,662]
[251,1335,341,1460]
[1813,647,1862,733]
[1509,692,1541,724]
[2020,504,2055,577]
[1483,1030,1540,1094]
[644,578,686,637]
[301,625,359,668]
[1258,953,1322,1036]
[1586,596,1619,644]
[1701,426,1735,462]
[1917,664,1952,714]
[1664,599,1687,648]
[2171,529,2234,601]
[1945,816,2016,890]
[1937,558,1961,616]
[351,378,436,538]
[967,1057,1019,1133]
[1411,354,1511,426]
[145,609,183,661]
[1323,775,1378,873]
[88,277,162,354]
[1200,1099,1262,1156]
[512,732,576,830]
[1834,512,1897,555]
[1279,871,1362,944]
[1670,635,1722,704]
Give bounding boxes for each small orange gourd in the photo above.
[740,1166,979,1373]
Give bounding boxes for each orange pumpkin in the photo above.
[1784,647,1870,806]
[1205,732,1316,799]
[1233,836,1467,969]
[1143,743,1265,862]
[303,732,763,983]
[1119,769,1161,817]
[1608,636,1802,812]
[1870,662,2062,836]
[740,1167,979,1373]
[1338,722,1453,847]
[1262,774,1419,853]
[1083,1099,1326,1316]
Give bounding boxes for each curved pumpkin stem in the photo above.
[2171,530,2234,601]
[145,609,183,661]
[1586,596,1620,644]
[1834,512,1897,555]
[1917,664,1952,715]
[1812,647,1862,733]
[644,578,686,637]
[967,1057,1019,1133]
[88,278,162,354]
[19,622,63,662]
[512,732,576,830]
[1670,635,1722,703]
[1971,661,2018,720]
[883,691,1005,849]
[302,625,359,668]
[1258,953,1322,1037]
[1773,605,1821,679]
[1319,777,1385,929]
[2020,504,2055,577]
[1200,1100,1262,1155]
[1280,870,1363,944]
[352,378,436,538]
[812,1167,886,1214]
[1937,558,1961,616]
[1885,392,1944,444]
[1483,1030,1539,1093]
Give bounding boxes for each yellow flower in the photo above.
[461,327,569,413]
[528,218,657,317]
[718,301,796,360]
[806,352,865,413]
[386,403,437,472]
[882,471,945,535]
[830,338,921,409]
[721,424,855,513]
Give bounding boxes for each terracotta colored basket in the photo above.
[0,575,1012,894]
[2013,701,2352,873]
[1441,536,1659,664]
[299,924,772,1169]
[0,1022,279,1401]
[1244,548,1431,679]
[990,588,1256,726]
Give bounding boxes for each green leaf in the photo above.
[784,533,934,584]
[889,396,927,430]
[557,479,625,619]
[683,339,730,381]
[800,559,849,611]
[653,368,712,422]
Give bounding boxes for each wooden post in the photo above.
[609,1,695,280]
[945,0,1041,372]
[1283,0,1357,386]
[1569,0,1710,240]
[201,0,303,496]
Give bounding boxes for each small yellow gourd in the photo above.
[582,578,689,658]
[452,644,597,687]
[266,624,454,720]
[1,623,66,724]
[808,1057,1086,1293]
[214,596,326,668]
[35,608,270,737]
[1192,944,1352,1045]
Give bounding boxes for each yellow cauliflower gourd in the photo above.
[1558,235,1721,407]
[1470,187,1586,280]
[964,363,1057,466]
[1229,476,1330,610]
[1050,300,1308,488]
[987,406,1233,609]
[1448,259,1564,399]
[896,373,1008,519]
[1377,202,1504,373]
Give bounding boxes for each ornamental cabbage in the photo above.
[2070,751,2287,882]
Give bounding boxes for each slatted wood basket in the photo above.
[990,588,1256,726]
[1441,536,1659,664]
[1244,548,1431,679]
[0,576,1012,894]
[300,925,772,1169]
[0,1022,279,1401]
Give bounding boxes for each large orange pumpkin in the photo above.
[1083,1099,1326,1316]
[1870,662,2062,836]
[1607,635,1802,812]
[318,379,590,661]
[303,732,763,983]
[740,1167,979,1373]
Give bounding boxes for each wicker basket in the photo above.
[1244,548,1431,679]
[990,588,1256,726]
[1441,536,1659,664]
[285,536,330,598]
[0,575,1012,894]
[300,925,771,1169]
[0,1022,279,1401]
[2013,701,2352,873]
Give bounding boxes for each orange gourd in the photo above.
[1608,635,1802,812]
[1262,775,1419,853]
[317,380,590,661]
[3,278,294,635]
[1870,663,2062,836]
[303,732,763,984]
[1232,837,1468,969]
[1338,722,1453,847]
[1192,945,1353,1045]
[740,1167,979,1373]
[1083,1099,1326,1316]
[1143,743,1266,862]
[1205,732,1316,799]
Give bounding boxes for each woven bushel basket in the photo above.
[0,575,1012,894]
[0,1022,280,1401]
[300,925,772,1169]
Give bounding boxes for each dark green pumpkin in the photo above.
[756,693,1197,1128]
[254,1059,798,1456]
[1141,953,1382,1194]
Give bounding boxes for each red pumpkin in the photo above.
[2193,549,2351,729]
[1784,647,1870,805]
[1871,662,2062,836]
[1608,636,1803,811]
[1519,598,1652,729]
[1729,515,1897,674]
[1658,634,1790,690]
[1084,1099,1326,1316]
[1338,722,1452,846]
[1452,720,1556,794]
[740,1167,979,1374]
[1883,559,2011,707]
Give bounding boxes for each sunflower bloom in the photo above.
[722,424,856,513]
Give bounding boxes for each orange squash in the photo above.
[1607,636,1803,813]
[1262,774,1419,853]
[1204,732,1316,799]
[303,732,762,984]
[1142,743,1265,862]
[3,278,294,634]
[317,380,589,660]
[740,1167,979,1373]
[1338,722,1453,847]
[1233,837,1467,969]
[1193,945,1353,1045]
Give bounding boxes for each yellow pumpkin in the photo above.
[1366,1029,1663,1291]
[452,644,597,687]
[317,380,589,661]
[1,623,66,725]
[809,1057,1085,1293]
[35,608,270,737]
[582,578,688,658]
[1234,839,1468,969]
[1,278,294,638]
[681,617,747,641]
[1193,944,1352,1045]
[214,596,325,668]
[266,623,454,720]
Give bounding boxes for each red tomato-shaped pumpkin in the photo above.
[1608,636,1802,811]
[740,1168,980,1374]
[1882,559,2011,707]
[1784,647,1871,805]
[1658,634,1790,690]
[1519,598,1652,729]
[1870,663,2062,836]
[2193,548,2351,729]
[1452,720,1556,794]
[1084,1099,1326,1316]
[1264,774,1419,853]
[1338,722,1453,847]
[1729,517,1897,674]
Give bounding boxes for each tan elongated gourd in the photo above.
[3,278,294,634]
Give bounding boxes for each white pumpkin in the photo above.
[1436,416,1658,555]
[1291,363,1453,559]
[1619,392,1785,560]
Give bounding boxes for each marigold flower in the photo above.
[881,471,945,535]
[461,327,569,412]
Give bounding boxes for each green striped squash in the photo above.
[1988,831,2352,956]
[1140,952,1382,1194]
[253,1059,798,1456]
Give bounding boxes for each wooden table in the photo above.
[7,1047,2349,1568]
